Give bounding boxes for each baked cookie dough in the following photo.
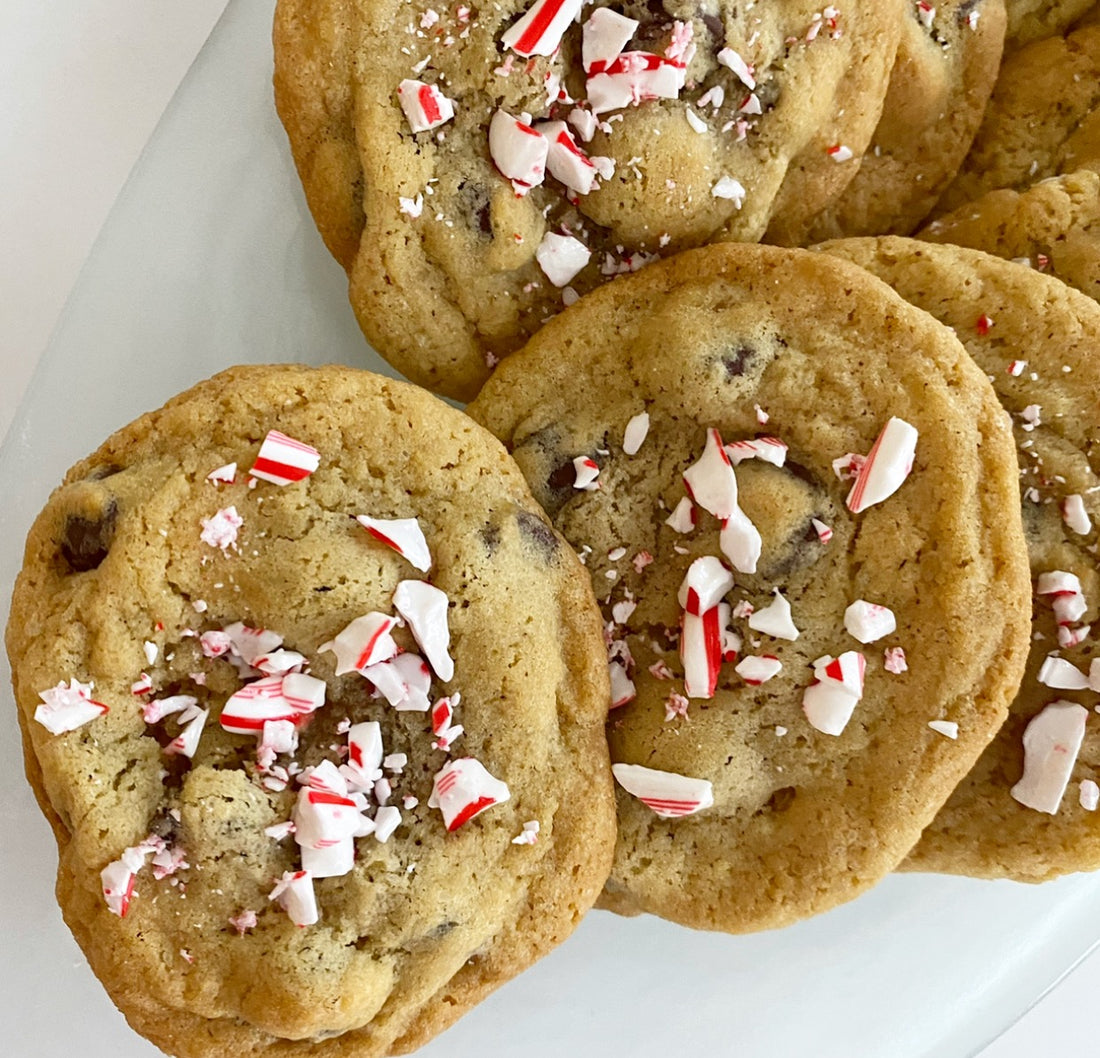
[934,23,1100,214]
[920,169,1100,304]
[274,0,904,400]
[794,0,1006,242]
[6,365,615,1057]
[817,236,1100,881]
[468,243,1031,931]
[1004,0,1096,46]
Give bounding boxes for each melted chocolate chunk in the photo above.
[700,11,724,42]
[60,498,118,572]
[480,522,502,556]
[721,345,756,378]
[765,786,796,814]
[458,181,493,238]
[516,510,559,561]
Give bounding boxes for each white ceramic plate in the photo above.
[2,1,1098,1054]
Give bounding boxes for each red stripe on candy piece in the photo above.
[251,457,311,483]
[418,83,442,125]
[447,796,498,831]
[307,791,358,808]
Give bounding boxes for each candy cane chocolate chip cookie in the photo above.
[794,0,1007,243]
[6,365,615,1057]
[468,243,1032,932]
[274,0,904,400]
[816,237,1100,880]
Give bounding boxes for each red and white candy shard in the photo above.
[143,693,197,724]
[343,720,384,791]
[711,176,746,207]
[200,506,243,550]
[747,590,799,641]
[587,53,687,115]
[512,820,541,845]
[811,518,833,543]
[1037,656,1090,691]
[536,231,592,286]
[206,462,236,484]
[802,652,866,736]
[429,757,511,831]
[665,496,695,533]
[34,679,108,735]
[883,646,908,674]
[374,805,402,843]
[260,718,298,758]
[223,622,284,667]
[536,121,599,196]
[356,514,432,572]
[611,762,714,819]
[254,648,306,676]
[843,600,897,644]
[501,0,584,57]
[397,78,456,133]
[1063,495,1092,536]
[1010,700,1089,814]
[845,417,918,514]
[623,411,649,455]
[489,109,549,194]
[683,428,737,519]
[431,696,455,735]
[393,579,454,681]
[219,673,326,733]
[573,455,601,490]
[582,7,638,70]
[200,630,233,658]
[716,47,755,89]
[269,870,319,927]
[364,652,432,711]
[678,556,735,615]
[164,708,209,759]
[293,783,372,878]
[101,850,145,917]
[609,660,636,708]
[725,436,788,467]
[680,608,723,699]
[735,655,782,685]
[250,429,321,486]
[321,612,400,675]
[719,507,762,575]
[229,909,257,935]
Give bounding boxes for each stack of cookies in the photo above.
[7,1,1100,1055]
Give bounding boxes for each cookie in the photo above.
[920,170,1100,305]
[5,365,616,1056]
[1004,0,1096,45]
[274,0,905,400]
[467,243,1031,932]
[792,0,1007,243]
[815,237,1100,880]
[934,23,1100,214]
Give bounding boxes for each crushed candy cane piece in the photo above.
[321,612,400,675]
[343,721,384,791]
[250,430,321,486]
[229,909,257,934]
[143,640,158,665]
[716,47,755,89]
[164,708,209,758]
[623,411,650,455]
[431,696,455,735]
[131,673,153,695]
[397,79,456,133]
[664,691,690,720]
[681,607,723,700]
[489,109,548,194]
[611,762,713,818]
[883,646,908,674]
[827,144,853,162]
[683,428,737,519]
[143,694,197,724]
[582,7,638,70]
[735,655,782,685]
[393,579,454,681]
[609,660,636,708]
[1038,656,1090,690]
[1037,570,1082,597]
[719,507,762,575]
[536,231,592,286]
[711,176,746,206]
[512,820,541,845]
[429,757,511,830]
[568,107,598,142]
[224,622,283,666]
[1063,495,1093,536]
[748,590,799,641]
[1011,701,1088,814]
[356,514,432,571]
[665,496,695,533]
[200,630,233,658]
[1081,780,1100,811]
[811,518,833,543]
[846,418,918,513]
[374,806,402,842]
[503,0,584,57]
[928,719,958,740]
[220,673,326,733]
[207,462,236,484]
[399,194,424,218]
[803,652,866,736]
[843,600,897,644]
[1007,360,1026,377]
[573,456,601,490]
[269,870,318,927]
[587,52,687,115]
[364,652,432,711]
[35,679,108,735]
[200,506,243,550]
[725,436,788,467]
[678,556,735,615]
[254,649,306,676]
[536,121,600,196]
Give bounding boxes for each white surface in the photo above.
[0,1,1096,1055]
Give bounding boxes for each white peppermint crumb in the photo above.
[1080,780,1100,811]
[928,719,959,740]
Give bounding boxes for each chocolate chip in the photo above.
[721,345,756,378]
[480,523,502,556]
[547,462,577,491]
[764,786,796,814]
[516,510,559,561]
[477,202,493,236]
[700,12,724,41]
[457,181,493,238]
[60,498,117,572]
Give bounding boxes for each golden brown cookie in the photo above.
[791,0,1006,242]
[468,242,1031,932]
[935,23,1100,214]
[6,365,615,1057]
[817,236,1100,880]
[1005,0,1096,46]
[920,169,1100,304]
[274,0,905,400]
